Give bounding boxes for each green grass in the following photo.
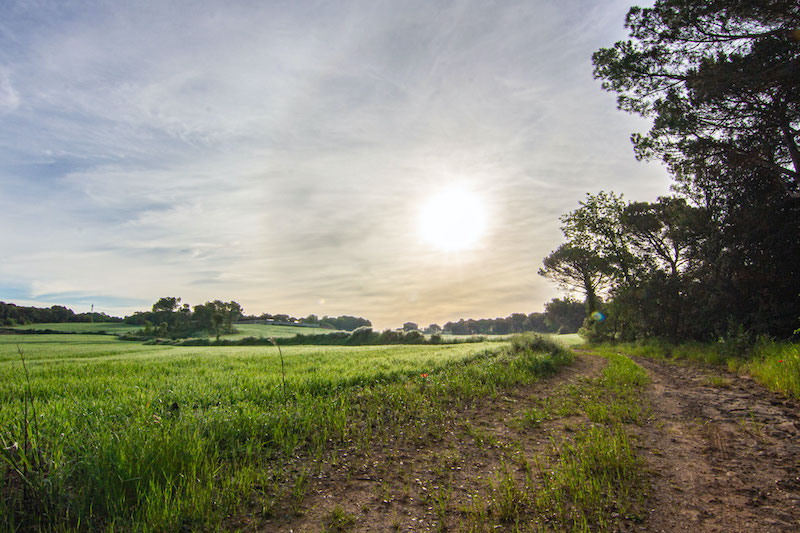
[469,350,649,532]
[747,342,800,399]
[6,321,332,340]
[593,339,800,400]
[439,332,584,346]
[223,323,344,339]
[7,322,142,333]
[0,334,169,362]
[0,333,572,531]
[551,332,584,347]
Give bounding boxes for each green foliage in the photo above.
[442,300,586,336]
[594,0,800,183]
[0,301,123,326]
[126,297,243,340]
[582,0,800,339]
[539,243,610,314]
[317,315,371,331]
[748,342,800,399]
[322,505,356,532]
[480,351,649,531]
[594,339,800,400]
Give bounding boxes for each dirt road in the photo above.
[259,352,800,532]
[632,356,800,532]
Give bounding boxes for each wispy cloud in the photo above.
[0,0,668,327]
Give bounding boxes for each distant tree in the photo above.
[424,323,442,334]
[49,305,75,323]
[525,312,550,333]
[347,326,375,345]
[224,301,243,331]
[322,315,372,331]
[300,314,319,324]
[211,312,224,342]
[403,322,419,332]
[543,297,586,334]
[492,319,511,335]
[539,244,610,314]
[506,313,528,333]
[192,300,242,340]
[444,319,470,335]
[152,297,181,313]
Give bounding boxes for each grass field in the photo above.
[6,322,142,334]
[5,322,324,339]
[223,323,342,339]
[0,332,579,530]
[592,339,800,400]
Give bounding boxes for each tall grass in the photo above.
[0,334,570,530]
[593,338,800,400]
[747,342,800,399]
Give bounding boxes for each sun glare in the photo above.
[418,188,488,252]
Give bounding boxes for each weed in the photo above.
[704,375,733,388]
[489,461,528,523]
[432,482,453,530]
[321,504,356,532]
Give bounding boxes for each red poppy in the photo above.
[779,360,784,363]
[421,373,428,378]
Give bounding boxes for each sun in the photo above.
[418,188,488,252]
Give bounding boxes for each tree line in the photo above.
[123,297,243,340]
[0,301,122,326]
[540,0,800,342]
[438,298,585,336]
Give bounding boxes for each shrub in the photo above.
[347,326,376,345]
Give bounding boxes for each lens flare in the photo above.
[591,311,605,322]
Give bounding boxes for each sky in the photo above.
[0,0,671,329]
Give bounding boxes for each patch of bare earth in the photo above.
[631,356,800,532]
[253,353,607,532]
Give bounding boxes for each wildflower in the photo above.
[778,360,784,363]
[421,373,428,378]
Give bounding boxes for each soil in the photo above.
[631,356,800,532]
[248,352,800,532]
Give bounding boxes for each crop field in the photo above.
[0,331,688,532]
[222,323,342,340]
[5,322,325,340]
[6,322,143,334]
[1,333,580,530]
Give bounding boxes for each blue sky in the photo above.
[0,0,670,328]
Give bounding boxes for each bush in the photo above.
[509,333,571,359]
[347,326,376,345]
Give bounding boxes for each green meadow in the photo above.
[0,331,578,531]
[7,322,142,334]
[219,323,343,340]
[5,322,329,339]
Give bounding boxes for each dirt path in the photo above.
[252,352,800,532]
[632,356,800,532]
[262,353,608,532]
